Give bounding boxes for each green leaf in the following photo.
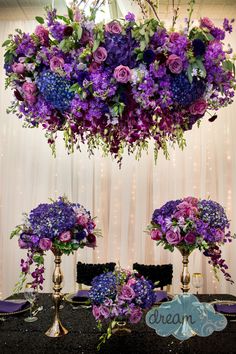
[140,40,146,52]
[35,16,44,24]
[2,39,11,47]
[196,59,206,78]
[67,7,74,21]
[77,25,82,40]
[92,39,100,52]
[187,64,193,83]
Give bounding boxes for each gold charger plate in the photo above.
[64,293,91,307]
[210,300,236,317]
[0,300,30,316]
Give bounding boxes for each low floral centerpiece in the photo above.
[147,197,234,289]
[3,0,236,163]
[11,196,100,291]
[89,269,155,350]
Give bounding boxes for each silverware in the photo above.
[32,306,43,317]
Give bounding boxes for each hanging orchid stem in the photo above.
[143,0,161,22]
[187,0,196,32]
[172,0,180,29]
[133,0,147,20]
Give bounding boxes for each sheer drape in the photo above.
[0,11,236,299]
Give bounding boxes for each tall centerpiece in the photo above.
[11,196,100,337]
[147,197,234,292]
[89,269,156,350]
[3,0,236,163]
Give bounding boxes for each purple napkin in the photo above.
[72,290,90,302]
[154,290,168,303]
[0,300,29,313]
[214,303,236,314]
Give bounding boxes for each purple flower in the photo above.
[93,47,107,64]
[192,39,206,57]
[167,54,183,74]
[12,62,25,74]
[166,229,182,245]
[50,56,64,71]
[92,305,101,320]
[210,27,225,40]
[100,305,110,319]
[129,307,142,324]
[59,231,71,242]
[184,232,196,245]
[119,285,135,301]
[189,99,207,116]
[200,17,215,30]
[105,21,122,34]
[18,239,28,249]
[223,18,234,33]
[35,25,49,46]
[151,229,162,241]
[143,50,156,65]
[39,238,52,251]
[114,65,131,83]
[125,12,135,22]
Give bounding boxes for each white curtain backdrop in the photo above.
[0,4,236,299]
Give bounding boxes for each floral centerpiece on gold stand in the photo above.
[147,197,234,292]
[11,196,100,337]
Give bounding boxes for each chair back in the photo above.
[132,263,173,290]
[77,262,116,286]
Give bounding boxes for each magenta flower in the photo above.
[200,17,215,30]
[100,305,110,319]
[76,214,88,227]
[125,12,135,22]
[114,65,131,83]
[93,47,107,64]
[59,231,71,242]
[12,62,25,74]
[35,25,49,46]
[119,285,135,301]
[169,32,181,43]
[50,56,65,72]
[22,82,37,104]
[184,232,196,245]
[105,20,122,34]
[151,229,162,241]
[129,307,142,324]
[189,99,207,116]
[174,201,198,218]
[166,229,182,245]
[92,305,101,320]
[39,237,52,251]
[18,239,28,249]
[166,54,183,74]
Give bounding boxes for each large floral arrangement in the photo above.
[3,0,236,162]
[89,269,155,349]
[147,197,234,283]
[11,196,100,290]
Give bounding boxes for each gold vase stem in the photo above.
[179,249,191,293]
[45,250,68,337]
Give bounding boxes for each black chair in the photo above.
[132,263,173,290]
[76,261,116,287]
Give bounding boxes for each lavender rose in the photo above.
[35,25,49,46]
[114,65,131,83]
[167,54,183,74]
[119,285,135,301]
[22,82,37,105]
[184,232,196,245]
[189,99,207,116]
[129,307,142,324]
[100,305,110,319]
[200,17,215,30]
[151,229,162,241]
[92,305,101,320]
[93,47,107,64]
[39,238,52,251]
[166,229,182,245]
[105,20,122,34]
[12,62,25,74]
[50,56,65,72]
[59,231,71,242]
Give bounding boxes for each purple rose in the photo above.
[151,229,162,241]
[129,307,142,324]
[22,82,37,105]
[200,17,215,30]
[125,12,135,22]
[184,232,196,245]
[189,99,207,116]
[92,305,101,320]
[50,56,65,72]
[12,62,25,74]
[166,54,183,74]
[105,20,122,34]
[119,285,135,301]
[100,305,110,319]
[93,47,107,64]
[39,238,52,251]
[59,231,71,242]
[35,25,49,46]
[114,65,131,83]
[166,229,182,245]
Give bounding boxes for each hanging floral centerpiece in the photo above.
[3,0,236,163]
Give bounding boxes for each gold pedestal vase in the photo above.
[178,248,193,293]
[45,249,68,337]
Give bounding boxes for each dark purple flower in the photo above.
[192,39,206,57]
[210,27,225,40]
[63,26,73,37]
[184,232,196,245]
[223,18,234,33]
[143,49,156,65]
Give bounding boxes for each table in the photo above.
[0,294,236,354]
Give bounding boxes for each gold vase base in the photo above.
[112,321,131,335]
[45,320,68,338]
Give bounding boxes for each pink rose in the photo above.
[200,17,215,30]
[39,238,52,251]
[127,278,136,286]
[92,305,101,320]
[22,82,37,95]
[151,229,162,241]
[35,25,49,46]
[105,20,122,34]
[114,65,131,83]
[74,9,82,22]
[166,229,182,245]
[169,32,181,43]
[12,62,25,74]
[59,231,71,242]
[174,201,198,218]
[76,214,88,227]
[189,99,207,116]
[129,308,142,324]
[119,285,135,301]
[100,305,110,319]
[166,54,183,74]
[50,56,65,72]
[93,47,107,64]
[184,197,199,207]
[184,232,196,245]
